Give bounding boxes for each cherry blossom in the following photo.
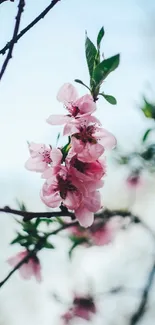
[70,117,116,162]
[61,296,96,324]
[7,251,41,282]
[47,83,96,135]
[67,152,106,181]
[41,166,85,211]
[25,142,62,173]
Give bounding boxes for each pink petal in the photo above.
[75,206,94,227]
[94,128,116,149]
[25,157,47,172]
[75,94,96,116]
[7,251,27,266]
[71,137,84,154]
[85,180,104,191]
[41,189,61,208]
[19,263,33,280]
[63,190,82,210]
[84,191,101,213]
[32,260,42,283]
[50,148,62,165]
[57,83,78,105]
[77,143,104,162]
[46,115,69,125]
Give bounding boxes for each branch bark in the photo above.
[0,0,61,56]
[0,0,25,81]
[130,261,155,325]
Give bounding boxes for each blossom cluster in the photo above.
[25,83,116,227]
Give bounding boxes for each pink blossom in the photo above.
[73,296,96,320]
[67,153,106,181]
[126,174,144,188]
[25,142,62,173]
[47,83,96,135]
[61,296,96,324]
[75,190,101,227]
[7,251,41,282]
[41,166,85,211]
[91,216,124,246]
[70,117,116,162]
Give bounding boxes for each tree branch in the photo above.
[0,0,25,81]
[0,0,14,4]
[0,0,61,56]
[130,260,155,325]
[0,206,75,221]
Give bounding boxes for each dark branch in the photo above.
[1,205,155,241]
[130,261,155,325]
[0,206,75,221]
[0,0,25,81]
[0,0,14,4]
[0,0,61,56]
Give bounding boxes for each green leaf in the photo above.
[74,79,90,91]
[10,235,23,245]
[16,199,27,212]
[69,237,88,258]
[142,128,153,143]
[61,137,71,160]
[85,34,97,78]
[93,54,120,87]
[97,27,104,49]
[35,217,41,227]
[10,233,28,245]
[99,93,117,105]
[141,98,155,120]
[141,144,155,160]
[44,241,55,249]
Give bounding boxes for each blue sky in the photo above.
[0,0,155,173]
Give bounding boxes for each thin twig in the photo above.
[0,0,61,56]
[0,0,25,81]
[130,261,155,325]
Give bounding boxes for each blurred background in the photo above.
[1,0,155,324]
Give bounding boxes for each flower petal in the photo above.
[50,148,62,165]
[25,158,47,172]
[57,83,78,105]
[46,115,69,125]
[75,206,94,228]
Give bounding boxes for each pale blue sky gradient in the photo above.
[0,0,155,174]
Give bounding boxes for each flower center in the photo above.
[71,106,80,117]
[42,151,51,163]
[57,175,77,199]
[72,157,88,173]
[73,125,97,144]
